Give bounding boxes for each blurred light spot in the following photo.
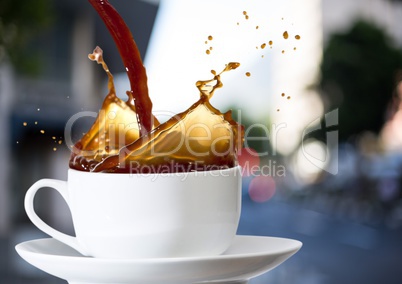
[237,147,260,176]
[274,91,324,156]
[293,139,327,184]
[248,175,276,202]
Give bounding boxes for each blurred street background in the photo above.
[1,0,402,283]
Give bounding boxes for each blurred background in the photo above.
[1,0,402,283]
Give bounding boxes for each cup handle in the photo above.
[24,179,89,256]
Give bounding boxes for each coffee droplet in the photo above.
[23,122,27,126]
[295,35,301,40]
[287,96,291,100]
[269,40,273,46]
[40,130,45,134]
[261,43,266,49]
[206,49,211,55]
[281,93,285,97]
[208,35,213,40]
[283,31,289,39]
[256,26,259,29]
[245,72,251,77]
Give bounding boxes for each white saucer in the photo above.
[16,235,302,284]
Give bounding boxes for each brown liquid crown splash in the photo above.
[69,0,244,173]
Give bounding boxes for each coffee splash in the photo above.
[69,47,158,172]
[69,48,243,173]
[69,0,244,173]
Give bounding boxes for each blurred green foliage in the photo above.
[319,20,402,142]
[0,0,53,74]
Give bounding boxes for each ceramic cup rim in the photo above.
[68,165,242,177]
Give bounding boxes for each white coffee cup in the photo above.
[25,166,242,259]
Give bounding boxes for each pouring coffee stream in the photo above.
[69,0,244,173]
[88,0,153,136]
